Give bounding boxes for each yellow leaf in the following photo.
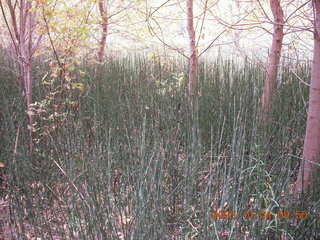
[79,71,86,77]
[71,82,84,92]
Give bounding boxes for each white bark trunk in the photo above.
[187,0,198,97]
[21,0,34,151]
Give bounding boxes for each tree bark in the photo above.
[0,0,39,152]
[20,0,34,151]
[97,0,108,63]
[185,0,200,208]
[261,0,284,119]
[187,0,198,97]
[295,0,320,194]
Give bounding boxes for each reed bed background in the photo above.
[0,52,318,239]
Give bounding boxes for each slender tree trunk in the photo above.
[98,0,108,63]
[187,0,198,97]
[0,0,37,152]
[185,0,200,208]
[295,0,320,194]
[25,61,33,151]
[20,0,34,151]
[261,0,284,119]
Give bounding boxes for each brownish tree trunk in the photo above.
[261,0,284,119]
[187,0,198,97]
[185,0,200,207]
[0,0,41,152]
[294,0,320,194]
[97,0,108,63]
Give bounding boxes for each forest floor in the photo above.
[0,200,11,240]
[0,170,10,240]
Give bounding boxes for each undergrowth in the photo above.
[0,53,318,239]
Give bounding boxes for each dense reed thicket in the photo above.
[0,52,319,239]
